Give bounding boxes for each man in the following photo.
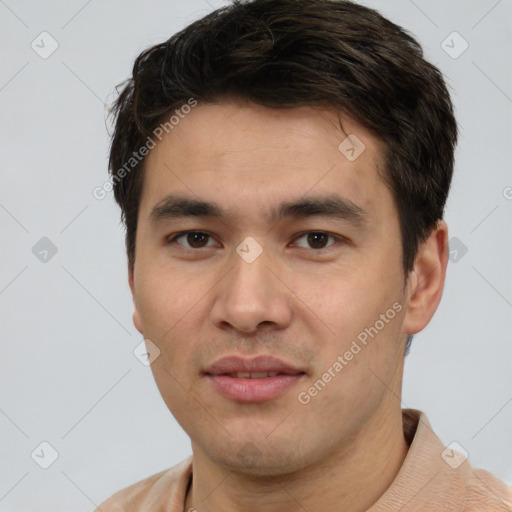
[95,0,512,510]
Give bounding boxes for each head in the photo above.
[108,0,456,474]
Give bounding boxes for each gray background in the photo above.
[1,0,511,510]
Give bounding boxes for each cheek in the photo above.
[133,276,198,384]
[136,266,194,328]
[289,266,385,338]
[292,259,403,377]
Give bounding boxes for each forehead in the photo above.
[139,101,391,225]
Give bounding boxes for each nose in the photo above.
[209,245,293,334]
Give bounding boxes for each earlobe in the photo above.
[402,220,449,336]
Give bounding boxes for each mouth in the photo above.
[202,354,308,403]
[204,372,307,403]
[209,371,306,378]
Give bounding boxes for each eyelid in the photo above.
[290,231,345,249]
[166,230,219,248]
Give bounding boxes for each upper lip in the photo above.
[203,355,306,376]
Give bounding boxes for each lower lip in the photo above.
[205,374,305,403]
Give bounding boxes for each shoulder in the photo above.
[93,468,168,512]
[462,466,512,511]
[92,456,193,512]
[399,409,511,511]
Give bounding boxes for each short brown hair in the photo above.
[108,0,458,354]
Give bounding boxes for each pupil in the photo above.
[188,232,207,247]
[308,232,327,249]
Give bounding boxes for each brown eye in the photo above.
[293,231,337,250]
[168,231,215,249]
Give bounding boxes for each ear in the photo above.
[402,220,449,336]
[128,265,143,335]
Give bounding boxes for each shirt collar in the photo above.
[367,408,467,511]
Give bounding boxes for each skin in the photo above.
[128,100,449,512]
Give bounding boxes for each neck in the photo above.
[184,403,409,512]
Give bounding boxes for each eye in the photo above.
[167,231,217,249]
[166,230,345,251]
[291,231,340,250]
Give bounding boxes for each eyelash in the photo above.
[165,230,347,251]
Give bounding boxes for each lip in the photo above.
[206,374,306,403]
[203,354,306,376]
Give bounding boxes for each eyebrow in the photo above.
[149,193,368,227]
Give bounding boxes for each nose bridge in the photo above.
[210,240,292,332]
[230,244,272,297]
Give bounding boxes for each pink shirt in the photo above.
[95,409,512,511]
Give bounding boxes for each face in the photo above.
[128,100,431,475]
